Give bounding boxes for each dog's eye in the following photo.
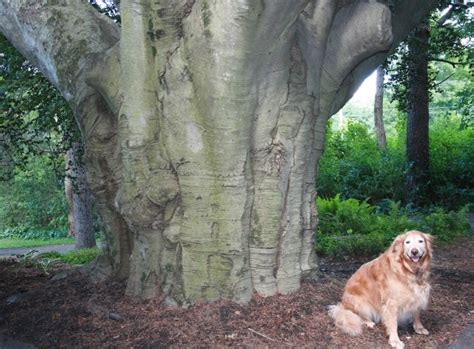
[419,240,424,243]
[405,241,411,244]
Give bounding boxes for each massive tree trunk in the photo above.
[374,65,387,151]
[0,0,437,304]
[406,21,431,205]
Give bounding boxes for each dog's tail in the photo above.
[328,303,363,336]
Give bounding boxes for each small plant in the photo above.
[59,248,100,265]
[15,248,100,274]
[17,250,61,274]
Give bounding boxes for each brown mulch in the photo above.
[0,238,472,349]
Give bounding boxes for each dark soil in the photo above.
[0,238,472,348]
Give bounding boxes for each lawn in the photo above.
[0,238,75,249]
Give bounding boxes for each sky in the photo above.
[349,71,377,107]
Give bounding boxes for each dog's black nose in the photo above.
[411,249,418,255]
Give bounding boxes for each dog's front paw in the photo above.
[389,337,405,349]
[415,327,429,335]
[363,320,375,329]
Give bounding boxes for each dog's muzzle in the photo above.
[408,248,423,263]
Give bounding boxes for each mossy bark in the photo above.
[0,0,438,304]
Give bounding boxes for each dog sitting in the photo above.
[328,230,433,349]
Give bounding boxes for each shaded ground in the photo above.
[0,238,472,349]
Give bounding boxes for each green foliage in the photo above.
[0,34,78,180]
[386,2,473,113]
[418,206,470,245]
[16,248,99,273]
[0,155,68,237]
[316,195,412,257]
[18,250,61,274]
[318,116,473,209]
[0,228,67,240]
[318,122,405,205]
[429,116,474,208]
[39,248,100,265]
[316,196,470,259]
[58,248,100,265]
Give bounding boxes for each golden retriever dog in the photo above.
[328,230,433,349]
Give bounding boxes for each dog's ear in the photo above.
[423,233,434,255]
[390,234,405,260]
[423,233,434,244]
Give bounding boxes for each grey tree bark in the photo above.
[64,151,74,237]
[406,21,432,205]
[0,0,437,304]
[66,144,97,249]
[374,65,387,151]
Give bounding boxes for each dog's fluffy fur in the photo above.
[328,230,433,349]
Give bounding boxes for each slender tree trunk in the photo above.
[374,65,387,150]
[64,152,74,237]
[406,21,431,205]
[0,0,438,303]
[67,144,96,249]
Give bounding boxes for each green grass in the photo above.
[39,248,100,265]
[0,238,75,249]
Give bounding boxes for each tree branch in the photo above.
[437,1,473,27]
[329,0,439,116]
[434,72,456,87]
[430,57,466,67]
[0,1,120,104]
[296,0,337,97]
[319,2,393,114]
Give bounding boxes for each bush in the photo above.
[317,117,474,209]
[418,206,471,245]
[58,248,100,265]
[316,196,470,258]
[0,156,68,236]
[0,227,67,240]
[429,117,474,208]
[318,122,405,206]
[39,248,100,265]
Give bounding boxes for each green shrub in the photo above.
[316,196,470,258]
[317,117,473,209]
[318,122,405,205]
[0,156,68,235]
[0,226,67,240]
[59,248,100,265]
[17,248,99,273]
[418,206,471,245]
[429,117,474,208]
[38,248,100,265]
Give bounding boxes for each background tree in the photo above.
[0,0,438,303]
[405,20,432,205]
[386,0,473,205]
[374,65,388,150]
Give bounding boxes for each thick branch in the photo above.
[430,57,466,67]
[437,1,472,27]
[0,0,120,103]
[296,0,337,97]
[86,44,122,115]
[330,0,439,115]
[319,1,393,114]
